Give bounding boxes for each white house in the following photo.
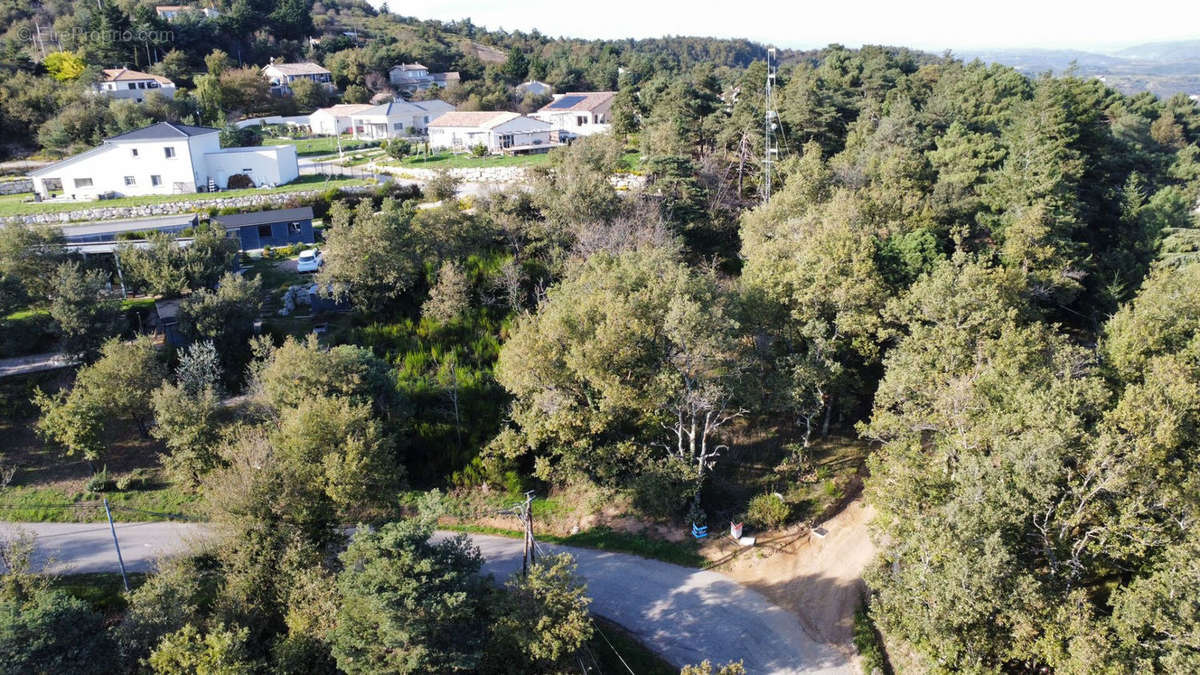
[92,68,176,103]
[427,112,556,154]
[516,80,553,97]
[308,104,375,135]
[261,62,334,95]
[531,91,616,136]
[388,63,461,92]
[155,5,219,20]
[349,100,456,140]
[29,122,299,200]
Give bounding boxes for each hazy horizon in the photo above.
[376,0,1200,54]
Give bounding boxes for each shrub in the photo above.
[746,493,790,529]
[86,467,114,493]
[469,143,489,158]
[631,456,697,521]
[426,170,461,202]
[226,173,255,190]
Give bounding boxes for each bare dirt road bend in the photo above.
[3,522,855,674]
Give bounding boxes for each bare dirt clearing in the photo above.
[712,499,877,651]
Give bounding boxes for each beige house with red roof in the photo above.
[531,91,615,136]
[427,111,556,154]
[92,68,176,103]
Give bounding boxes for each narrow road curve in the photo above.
[3,522,854,674]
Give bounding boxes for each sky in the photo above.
[376,0,1200,53]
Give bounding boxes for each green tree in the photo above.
[422,260,471,323]
[495,247,746,484]
[332,520,488,674]
[43,51,85,81]
[47,261,122,360]
[317,199,422,313]
[0,223,68,303]
[178,272,263,387]
[483,553,594,673]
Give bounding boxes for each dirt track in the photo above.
[713,499,877,651]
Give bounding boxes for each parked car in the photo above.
[296,248,323,273]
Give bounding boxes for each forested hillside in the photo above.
[2,3,1200,672]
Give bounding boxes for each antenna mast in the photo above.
[763,47,779,203]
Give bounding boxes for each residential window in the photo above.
[257,224,273,239]
[124,176,136,186]
[577,115,588,126]
[73,177,93,188]
[131,148,139,158]
[127,83,137,90]
[287,221,301,235]
[150,175,162,186]
[164,146,176,158]
[393,123,404,130]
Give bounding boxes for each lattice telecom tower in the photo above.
[763,47,780,203]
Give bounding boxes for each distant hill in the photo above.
[958,38,1200,98]
[1115,39,1200,62]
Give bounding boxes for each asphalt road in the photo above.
[4,522,854,674]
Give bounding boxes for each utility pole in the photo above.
[102,498,130,592]
[763,47,779,204]
[519,491,535,576]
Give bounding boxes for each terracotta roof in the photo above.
[264,62,330,76]
[428,111,522,129]
[536,91,615,113]
[101,68,174,85]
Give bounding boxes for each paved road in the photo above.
[4,522,854,674]
[0,352,78,378]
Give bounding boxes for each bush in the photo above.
[746,493,790,530]
[469,143,489,158]
[85,467,114,493]
[630,457,697,521]
[226,173,255,190]
[426,170,461,202]
[386,139,412,159]
[0,313,57,359]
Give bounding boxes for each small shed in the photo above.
[213,207,315,251]
[155,297,185,347]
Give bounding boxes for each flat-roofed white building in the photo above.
[427,111,557,153]
[29,122,299,199]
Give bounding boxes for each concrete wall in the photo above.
[203,145,299,189]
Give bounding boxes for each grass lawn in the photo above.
[386,151,553,170]
[0,175,374,220]
[442,522,707,568]
[263,135,380,157]
[0,370,202,523]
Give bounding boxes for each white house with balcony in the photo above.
[531,91,616,136]
[349,100,456,140]
[388,63,461,92]
[427,112,556,154]
[262,61,335,95]
[28,122,299,200]
[92,68,176,103]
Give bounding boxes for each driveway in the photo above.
[4,522,855,674]
[0,352,77,379]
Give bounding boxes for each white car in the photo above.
[296,249,323,273]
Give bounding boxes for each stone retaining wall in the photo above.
[379,164,646,190]
[0,185,378,226]
[0,178,33,195]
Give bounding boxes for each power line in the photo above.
[594,622,637,675]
